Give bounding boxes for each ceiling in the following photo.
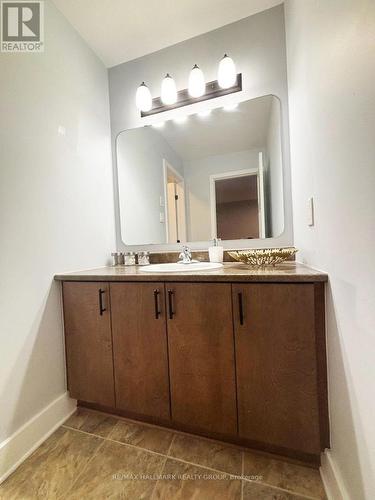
[52,0,283,68]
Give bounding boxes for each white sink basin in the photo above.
[140,262,223,273]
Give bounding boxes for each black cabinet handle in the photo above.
[154,289,161,319]
[168,290,174,319]
[99,288,106,316]
[238,292,244,325]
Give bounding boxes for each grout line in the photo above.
[150,433,176,500]
[74,408,181,436]
[74,407,254,454]
[62,424,321,500]
[58,434,106,499]
[63,424,171,461]
[107,436,166,460]
[62,424,106,440]
[64,424,240,474]
[104,417,119,442]
[74,407,320,470]
[166,433,176,458]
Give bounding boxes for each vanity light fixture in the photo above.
[218,54,237,89]
[161,74,177,105]
[135,82,152,112]
[137,55,241,117]
[188,64,205,97]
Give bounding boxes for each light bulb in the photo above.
[218,54,236,89]
[135,82,152,112]
[188,64,205,97]
[161,74,177,105]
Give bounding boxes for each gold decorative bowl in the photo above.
[228,247,298,267]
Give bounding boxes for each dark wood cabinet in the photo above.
[233,283,327,457]
[110,283,170,420]
[62,282,115,407]
[166,283,237,436]
[61,276,328,464]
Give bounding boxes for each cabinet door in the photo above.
[63,282,115,406]
[233,283,320,455]
[167,283,237,435]
[110,283,170,420]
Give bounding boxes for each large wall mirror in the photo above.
[117,95,285,246]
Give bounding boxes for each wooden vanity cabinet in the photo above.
[60,275,328,464]
[62,282,115,407]
[233,283,328,457]
[110,283,170,420]
[166,283,237,436]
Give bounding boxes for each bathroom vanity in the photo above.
[55,262,329,465]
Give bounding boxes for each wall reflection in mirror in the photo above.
[117,95,284,245]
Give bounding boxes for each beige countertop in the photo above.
[54,261,327,283]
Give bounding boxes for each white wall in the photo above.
[108,5,293,252]
[266,97,284,237]
[0,0,114,478]
[284,1,375,498]
[184,150,259,241]
[117,127,183,245]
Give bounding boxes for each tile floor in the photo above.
[0,408,326,499]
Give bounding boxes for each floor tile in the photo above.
[0,427,102,500]
[169,433,242,476]
[0,413,327,500]
[152,458,241,500]
[64,407,118,438]
[63,406,88,430]
[66,439,165,499]
[243,480,307,499]
[243,452,326,499]
[109,419,174,455]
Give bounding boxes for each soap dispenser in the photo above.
[208,238,224,263]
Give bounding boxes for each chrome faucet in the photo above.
[179,245,192,264]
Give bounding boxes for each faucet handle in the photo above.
[179,245,192,263]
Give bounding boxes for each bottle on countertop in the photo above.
[111,252,125,266]
[111,252,120,266]
[208,238,224,263]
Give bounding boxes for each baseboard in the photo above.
[0,392,77,484]
[320,450,350,500]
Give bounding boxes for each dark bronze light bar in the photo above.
[140,73,242,117]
